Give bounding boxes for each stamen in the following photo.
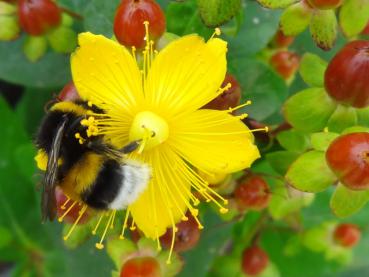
[63,205,88,241]
[119,209,130,239]
[75,133,85,144]
[210,27,222,39]
[130,218,136,231]
[92,213,105,235]
[95,210,115,250]
[228,100,252,113]
[61,196,71,210]
[167,221,176,264]
[110,210,117,229]
[216,82,232,96]
[131,46,137,63]
[58,201,77,222]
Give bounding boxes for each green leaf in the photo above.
[283,88,337,132]
[23,36,48,62]
[0,1,17,15]
[327,105,358,133]
[266,151,300,175]
[179,211,233,277]
[209,255,242,277]
[330,183,369,217]
[342,126,369,134]
[310,10,337,50]
[62,223,93,249]
[302,222,334,252]
[269,182,315,220]
[15,87,53,136]
[286,151,336,193]
[276,129,310,152]
[226,1,281,57]
[0,226,12,248]
[166,0,213,38]
[256,0,298,9]
[230,58,288,121]
[0,37,70,88]
[83,0,120,37]
[280,2,312,36]
[106,238,136,269]
[339,0,369,37]
[356,106,369,127]
[197,0,241,27]
[14,143,37,183]
[47,26,77,53]
[0,15,20,41]
[299,53,327,87]
[310,132,339,151]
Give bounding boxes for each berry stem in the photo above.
[60,7,83,20]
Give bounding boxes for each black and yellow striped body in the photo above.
[36,101,125,211]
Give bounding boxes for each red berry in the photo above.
[307,0,343,9]
[235,175,270,211]
[324,40,369,108]
[334,223,361,248]
[272,29,294,48]
[269,51,300,80]
[114,0,166,49]
[160,212,200,252]
[326,132,369,190]
[241,246,269,276]
[58,81,80,102]
[120,257,161,277]
[202,73,241,111]
[55,187,90,224]
[18,0,61,36]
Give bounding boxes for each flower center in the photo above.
[129,111,169,151]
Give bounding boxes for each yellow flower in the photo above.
[71,28,260,258]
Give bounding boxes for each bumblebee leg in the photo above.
[120,140,142,154]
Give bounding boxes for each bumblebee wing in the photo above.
[87,140,140,160]
[87,140,124,160]
[42,117,68,222]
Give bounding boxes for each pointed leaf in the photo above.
[269,182,314,220]
[310,10,337,50]
[342,126,369,134]
[327,105,358,133]
[331,183,369,217]
[256,0,298,9]
[299,53,327,87]
[310,132,339,151]
[356,106,369,127]
[283,88,337,132]
[286,151,336,192]
[339,0,369,37]
[280,2,312,36]
[266,151,300,175]
[276,129,310,152]
[197,0,241,27]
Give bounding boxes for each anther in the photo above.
[58,201,77,222]
[220,208,229,214]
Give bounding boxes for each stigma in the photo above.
[129,111,169,152]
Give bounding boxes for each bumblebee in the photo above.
[35,100,151,222]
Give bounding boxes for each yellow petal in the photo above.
[144,35,227,117]
[169,109,260,174]
[71,32,144,116]
[129,146,191,239]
